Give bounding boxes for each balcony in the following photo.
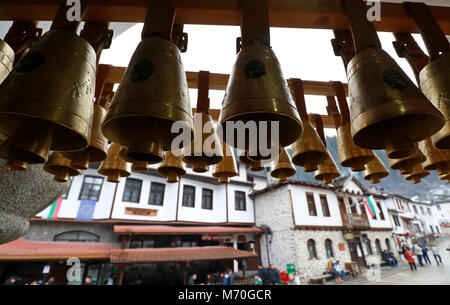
[341,213,370,230]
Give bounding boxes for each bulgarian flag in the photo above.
[363,195,377,218]
[47,198,63,219]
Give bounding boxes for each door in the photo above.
[347,239,367,268]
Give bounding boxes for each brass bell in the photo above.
[157,150,186,183]
[0,39,14,85]
[363,154,389,184]
[3,159,27,171]
[342,0,444,158]
[183,113,223,173]
[43,152,80,183]
[64,104,108,170]
[404,2,450,150]
[289,79,327,172]
[270,147,296,182]
[437,162,450,177]
[213,142,239,184]
[0,27,96,163]
[239,150,265,172]
[389,147,426,175]
[98,143,132,183]
[218,0,302,158]
[404,164,429,184]
[132,160,149,172]
[102,4,193,163]
[419,138,450,172]
[314,151,341,185]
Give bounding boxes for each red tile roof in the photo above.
[0,238,118,261]
[110,246,257,263]
[113,225,264,235]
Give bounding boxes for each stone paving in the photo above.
[340,237,450,285]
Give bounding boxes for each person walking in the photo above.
[267,264,281,285]
[430,243,443,266]
[256,263,268,285]
[422,243,431,265]
[413,242,424,266]
[404,249,417,271]
[223,269,233,285]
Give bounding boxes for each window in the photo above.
[61,177,73,199]
[376,202,385,220]
[430,225,434,234]
[202,188,213,210]
[364,238,373,255]
[320,195,331,217]
[79,176,104,201]
[122,178,142,203]
[385,238,391,251]
[325,239,333,258]
[54,231,99,242]
[393,215,401,227]
[235,191,246,211]
[360,200,368,218]
[375,239,382,254]
[306,194,317,216]
[413,205,418,214]
[413,224,421,232]
[436,204,441,211]
[420,207,425,215]
[435,226,440,234]
[349,198,357,214]
[182,185,196,207]
[307,239,317,259]
[427,208,432,216]
[148,182,165,206]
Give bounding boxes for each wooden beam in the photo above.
[1,0,450,34]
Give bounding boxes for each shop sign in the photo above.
[125,207,158,216]
[201,234,232,241]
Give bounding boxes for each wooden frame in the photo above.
[2,0,450,34]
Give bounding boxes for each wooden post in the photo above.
[171,263,177,285]
[116,265,125,285]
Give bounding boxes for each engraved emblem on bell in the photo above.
[382,69,409,89]
[131,59,153,82]
[244,59,266,78]
[14,51,44,73]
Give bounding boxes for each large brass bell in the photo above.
[363,154,389,184]
[183,113,223,173]
[213,142,238,184]
[419,138,450,172]
[218,0,302,159]
[0,39,14,85]
[102,3,193,163]
[342,0,444,158]
[388,147,426,175]
[64,104,108,170]
[270,147,296,182]
[43,152,80,183]
[404,2,450,149]
[289,79,327,172]
[404,164,429,184]
[157,150,186,183]
[0,28,96,164]
[98,143,132,183]
[239,150,265,172]
[314,151,341,185]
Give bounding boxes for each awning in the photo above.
[400,215,415,220]
[0,238,118,261]
[110,246,257,264]
[113,225,264,235]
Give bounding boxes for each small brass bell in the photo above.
[389,147,426,175]
[183,113,223,173]
[342,0,444,158]
[102,4,193,163]
[132,160,149,172]
[419,138,450,171]
[98,143,132,183]
[405,164,429,184]
[213,142,238,184]
[437,162,450,177]
[363,154,389,184]
[270,147,296,182]
[43,152,80,183]
[0,39,14,85]
[218,0,302,158]
[64,104,108,170]
[157,150,186,183]
[3,159,27,171]
[289,79,327,172]
[314,151,341,185]
[239,150,265,172]
[0,27,96,163]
